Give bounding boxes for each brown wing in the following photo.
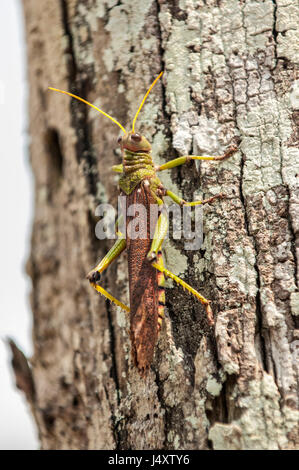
[126,180,159,375]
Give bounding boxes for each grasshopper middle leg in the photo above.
[165,189,225,207]
[156,145,238,207]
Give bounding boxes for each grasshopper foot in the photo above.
[200,193,226,205]
[212,192,226,200]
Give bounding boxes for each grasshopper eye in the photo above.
[117,136,122,144]
[131,133,142,142]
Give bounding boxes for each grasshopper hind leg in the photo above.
[89,280,130,313]
[148,212,214,326]
[151,261,214,326]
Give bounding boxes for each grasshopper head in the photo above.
[118,131,151,153]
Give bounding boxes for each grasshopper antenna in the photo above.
[48,87,127,134]
[131,71,163,132]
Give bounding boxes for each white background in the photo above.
[0,0,38,449]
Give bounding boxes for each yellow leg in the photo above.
[90,282,130,313]
[87,237,130,313]
[152,262,214,326]
[165,190,225,207]
[147,211,168,261]
[156,145,238,172]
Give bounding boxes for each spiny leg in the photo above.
[90,282,129,313]
[87,236,129,313]
[154,149,238,321]
[152,262,214,326]
[156,193,216,324]
[147,211,214,326]
[156,144,238,172]
[156,145,238,206]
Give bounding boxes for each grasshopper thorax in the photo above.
[118,131,151,153]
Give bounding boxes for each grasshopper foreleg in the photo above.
[155,144,238,172]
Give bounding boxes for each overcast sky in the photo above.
[0,0,38,449]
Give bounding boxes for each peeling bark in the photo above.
[19,0,298,450]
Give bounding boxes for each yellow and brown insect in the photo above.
[49,73,237,376]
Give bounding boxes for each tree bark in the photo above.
[15,0,298,450]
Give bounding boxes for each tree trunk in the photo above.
[15,0,298,450]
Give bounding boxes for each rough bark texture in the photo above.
[17,0,298,450]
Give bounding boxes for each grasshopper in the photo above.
[49,72,237,376]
